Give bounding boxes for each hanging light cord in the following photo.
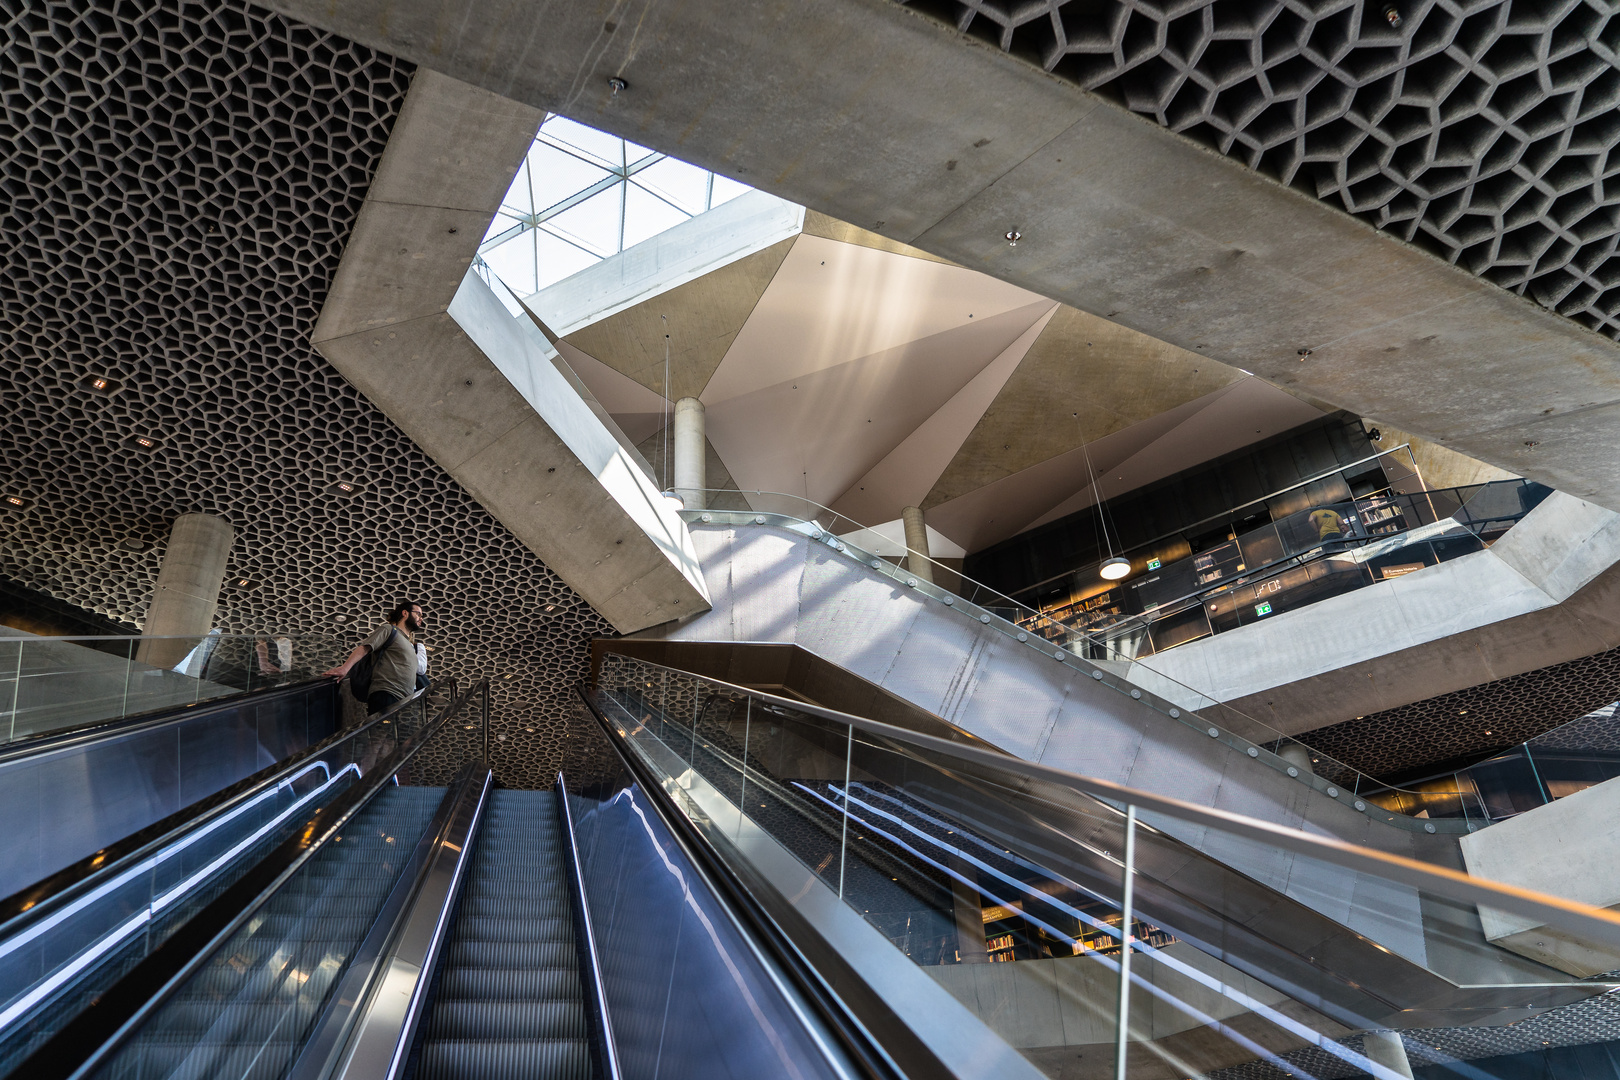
[661,314,671,491]
[1077,423,1118,562]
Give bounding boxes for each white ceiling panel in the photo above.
[700,232,1047,405]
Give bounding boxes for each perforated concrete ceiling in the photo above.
[909,0,1620,339]
[0,0,614,789]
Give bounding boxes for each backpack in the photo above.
[350,627,398,701]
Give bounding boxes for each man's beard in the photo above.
[407,615,423,634]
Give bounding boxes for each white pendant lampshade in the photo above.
[1099,556,1131,581]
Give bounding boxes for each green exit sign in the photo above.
[1147,558,1161,570]
[1255,602,1273,617]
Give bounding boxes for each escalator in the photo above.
[0,638,359,902]
[8,663,1620,1080]
[412,790,592,1080]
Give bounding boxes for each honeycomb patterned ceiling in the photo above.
[1297,639,1620,779]
[0,0,615,789]
[904,0,1620,338]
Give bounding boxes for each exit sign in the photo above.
[1147,558,1161,570]
[1255,602,1273,617]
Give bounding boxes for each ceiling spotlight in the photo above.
[78,374,120,396]
[118,537,151,552]
[333,614,351,624]
[1383,4,1402,26]
[230,577,260,589]
[325,480,362,496]
[1005,229,1022,246]
[1367,427,1383,441]
[2,495,34,510]
[608,76,628,95]
[122,433,161,452]
[1100,556,1132,580]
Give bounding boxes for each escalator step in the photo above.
[415,789,592,1080]
[415,1038,591,1080]
[425,1000,587,1040]
[435,967,581,1001]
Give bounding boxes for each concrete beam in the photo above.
[1460,778,1620,976]
[1134,492,1620,732]
[257,0,1620,511]
[312,69,708,632]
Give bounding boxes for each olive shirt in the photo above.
[363,622,418,701]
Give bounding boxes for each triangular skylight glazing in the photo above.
[475,114,752,308]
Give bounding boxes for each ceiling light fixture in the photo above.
[1100,557,1131,580]
[122,433,161,452]
[3,495,33,510]
[78,374,120,395]
[324,480,362,496]
[118,537,150,552]
[1005,229,1021,246]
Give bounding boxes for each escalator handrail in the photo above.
[0,672,338,765]
[9,678,486,1080]
[0,677,451,934]
[590,653,1620,953]
[577,685,914,1080]
[295,761,493,1080]
[555,771,624,1080]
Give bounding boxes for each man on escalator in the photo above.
[323,601,426,714]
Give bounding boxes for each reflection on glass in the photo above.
[593,657,1620,1080]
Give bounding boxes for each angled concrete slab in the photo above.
[258,0,1620,512]
[312,69,708,632]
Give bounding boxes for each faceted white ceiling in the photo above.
[552,217,1326,555]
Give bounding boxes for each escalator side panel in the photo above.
[0,681,339,900]
[86,785,444,1080]
[568,784,847,1080]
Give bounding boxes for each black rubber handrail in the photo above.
[0,678,451,932]
[6,679,482,1080]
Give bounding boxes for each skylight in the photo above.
[475,115,753,310]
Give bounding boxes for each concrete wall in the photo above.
[310,70,709,633]
[1459,776,1620,976]
[1135,491,1620,732]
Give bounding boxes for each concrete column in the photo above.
[136,513,234,669]
[1279,743,1315,776]
[1363,1031,1414,1079]
[902,505,934,583]
[673,396,706,510]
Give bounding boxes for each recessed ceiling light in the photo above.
[333,614,351,624]
[325,480,363,496]
[78,374,120,396]
[229,577,260,589]
[3,495,34,510]
[118,537,151,552]
[122,433,161,452]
